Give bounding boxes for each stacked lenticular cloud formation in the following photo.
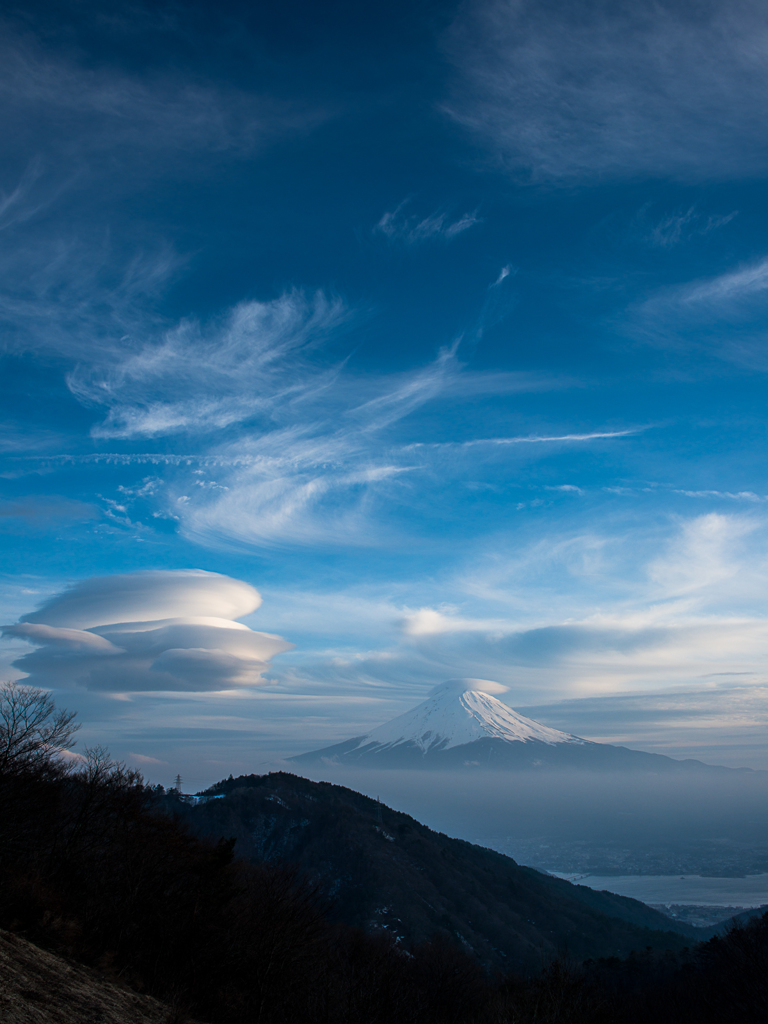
[2,570,291,692]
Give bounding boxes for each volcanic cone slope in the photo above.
[290,679,743,772]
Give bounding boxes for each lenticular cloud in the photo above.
[3,570,292,692]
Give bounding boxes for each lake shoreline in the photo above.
[548,871,768,907]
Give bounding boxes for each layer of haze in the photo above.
[288,766,768,878]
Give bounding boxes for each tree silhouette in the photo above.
[0,680,79,776]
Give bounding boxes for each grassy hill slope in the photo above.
[0,928,197,1024]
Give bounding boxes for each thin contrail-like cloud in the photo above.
[404,429,641,451]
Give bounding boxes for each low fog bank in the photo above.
[288,766,768,876]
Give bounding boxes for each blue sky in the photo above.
[4,0,768,784]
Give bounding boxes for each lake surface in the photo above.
[550,872,768,906]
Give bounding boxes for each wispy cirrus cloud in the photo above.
[444,0,768,181]
[0,233,182,359]
[626,255,768,368]
[681,259,768,306]
[0,17,331,361]
[179,455,413,549]
[0,158,68,233]
[645,207,738,248]
[675,489,765,502]
[0,25,324,163]
[517,683,768,763]
[80,377,621,550]
[374,201,480,245]
[158,342,464,548]
[404,429,640,451]
[1,266,600,549]
[0,236,605,549]
[68,290,351,438]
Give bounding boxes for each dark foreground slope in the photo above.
[1,753,508,1024]
[181,772,694,969]
[0,928,196,1024]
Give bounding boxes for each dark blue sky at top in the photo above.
[4,0,768,780]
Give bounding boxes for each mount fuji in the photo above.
[291,679,752,772]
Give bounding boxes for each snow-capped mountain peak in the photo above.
[291,679,747,773]
[360,678,582,753]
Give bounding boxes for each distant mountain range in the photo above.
[184,770,704,970]
[290,678,755,772]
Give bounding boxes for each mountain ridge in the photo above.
[178,769,712,970]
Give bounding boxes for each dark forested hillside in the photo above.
[2,682,767,1024]
[2,751,768,1023]
[176,771,693,969]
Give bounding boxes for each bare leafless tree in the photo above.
[0,680,79,775]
